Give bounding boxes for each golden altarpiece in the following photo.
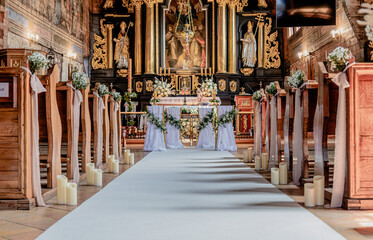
[90,0,283,132]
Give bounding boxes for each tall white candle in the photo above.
[94,169,103,187]
[66,182,77,206]
[124,150,128,164]
[279,162,288,185]
[261,153,268,170]
[108,155,115,172]
[304,183,316,207]
[126,150,131,164]
[243,151,248,163]
[271,168,280,185]
[112,160,119,174]
[57,175,68,205]
[314,175,325,206]
[254,156,261,170]
[247,147,253,162]
[86,163,95,185]
[130,153,135,165]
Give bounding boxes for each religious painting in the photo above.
[71,0,85,41]
[164,0,207,70]
[33,0,54,21]
[54,0,72,33]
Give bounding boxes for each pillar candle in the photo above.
[261,153,268,170]
[243,151,248,163]
[94,169,103,187]
[279,162,288,185]
[126,150,131,164]
[304,183,316,207]
[57,175,68,205]
[112,160,119,174]
[86,163,95,185]
[209,67,212,75]
[314,175,325,206]
[168,67,170,75]
[159,67,162,75]
[247,147,253,162]
[66,182,77,206]
[108,155,115,172]
[130,153,135,165]
[124,150,128,164]
[254,156,261,170]
[271,168,280,185]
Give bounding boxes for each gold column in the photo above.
[257,21,264,68]
[106,24,114,69]
[133,0,143,75]
[144,0,155,74]
[155,2,159,74]
[228,1,237,73]
[217,0,227,73]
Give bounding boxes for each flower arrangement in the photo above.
[97,83,110,97]
[150,97,160,105]
[72,71,89,90]
[27,52,50,74]
[217,108,238,127]
[111,91,122,102]
[181,106,198,114]
[123,91,137,125]
[200,78,217,97]
[164,112,184,131]
[288,70,304,89]
[209,98,221,105]
[265,82,277,96]
[252,90,263,102]
[327,47,352,72]
[153,78,173,98]
[196,109,216,132]
[145,110,167,132]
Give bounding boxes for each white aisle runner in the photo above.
[37,149,344,240]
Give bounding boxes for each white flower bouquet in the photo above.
[153,78,173,97]
[252,90,263,102]
[288,70,304,89]
[265,82,277,96]
[72,71,89,90]
[27,52,50,74]
[327,47,352,72]
[97,83,110,97]
[111,91,122,102]
[200,78,217,97]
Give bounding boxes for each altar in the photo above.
[155,96,220,106]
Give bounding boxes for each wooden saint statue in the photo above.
[240,21,257,68]
[114,21,131,69]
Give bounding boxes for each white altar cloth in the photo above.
[157,96,220,106]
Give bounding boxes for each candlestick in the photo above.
[271,168,280,185]
[159,67,162,75]
[200,68,203,76]
[164,67,167,76]
[86,163,95,185]
[314,175,325,206]
[209,67,212,75]
[279,162,288,185]
[94,169,103,187]
[261,153,268,170]
[254,156,261,170]
[304,183,316,207]
[66,183,77,206]
[168,67,170,75]
[57,175,68,205]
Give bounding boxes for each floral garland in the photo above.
[145,110,167,132]
[196,109,216,132]
[265,82,277,96]
[327,47,352,72]
[288,70,304,89]
[199,78,217,97]
[150,97,160,104]
[97,83,110,97]
[209,98,221,105]
[164,112,184,131]
[217,108,238,128]
[111,91,122,102]
[27,52,50,74]
[252,90,263,102]
[181,106,198,114]
[72,71,89,90]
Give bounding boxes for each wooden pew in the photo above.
[103,94,110,163]
[38,65,62,188]
[89,85,99,165]
[109,90,122,157]
[0,67,34,209]
[81,82,91,172]
[260,88,267,154]
[275,81,286,164]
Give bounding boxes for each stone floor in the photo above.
[0,148,372,240]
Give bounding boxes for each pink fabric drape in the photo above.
[292,88,303,185]
[269,96,278,169]
[93,92,105,168]
[254,101,262,157]
[265,99,270,155]
[313,103,324,176]
[283,91,290,167]
[67,83,83,184]
[21,67,46,207]
[112,100,119,159]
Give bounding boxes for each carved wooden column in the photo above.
[228,0,238,73]
[106,24,114,69]
[144,0,155,74]
[217,0,227,73]
[133,0,143,75]
[257,21,264,68]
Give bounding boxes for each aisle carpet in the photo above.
[37,149,344,240]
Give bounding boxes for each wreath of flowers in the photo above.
[164,112,184,131]
[196,109,216,132]
[27,52,50,74]
[288,70,304,89]
[327,47,352,72]
[111,91,122,102]
[145,109,167,132]
[97,83,110,97]
[265,82,277,96]
[72,71,89,90]
[252,90,263,102]
[217,108,238,128]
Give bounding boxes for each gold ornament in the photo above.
[240,68,254,76]
[237,0,248,12]
[257,0,267,8]
[264,17,281,69]
[122,0,134,13]
[146,80,154,92]
[219,79,226,91]
[229,80,237,92]
[103,0,114,9]
[92,19,108,70]
[136,81,143,93]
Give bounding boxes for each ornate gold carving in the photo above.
[264,17,281,69]
[11,59,20,67]
[240,68,254,76]
[228,0,239,7]
[132,0,143,7]
[237,0,248,12]
[258,0,267,8]
[243,115,248,130]
[216,0,229,5]
[122,0,134,13]
[219,79,226,91]
[192,75,198,91]
[369,41,373,61]
[143,0,156,6]
[92,19,108,70]
[229,80,237,92]
[117,69,128,77]
[146,80,154,92]
[242,100,251,106]
[104,14,131,18]
[103,0,114,9]
[136,81,143,92]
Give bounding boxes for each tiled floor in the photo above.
[0,148,372,240]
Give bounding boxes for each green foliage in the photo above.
[164,112,184,131]
[288,70,304,89]
[111,91,122,102]
[217,108,238,127]
[72,71,89,90]
[196,109,216,132]
[145,110,167,132]
[97,83,110,97]
[252,90,263,102]
[27,52,50,74]
[265,82,277,96]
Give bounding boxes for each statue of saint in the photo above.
[114,22,130,69]
[240,21,257,68]
[165,26,179,67]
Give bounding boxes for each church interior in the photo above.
[1,0,373,239]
